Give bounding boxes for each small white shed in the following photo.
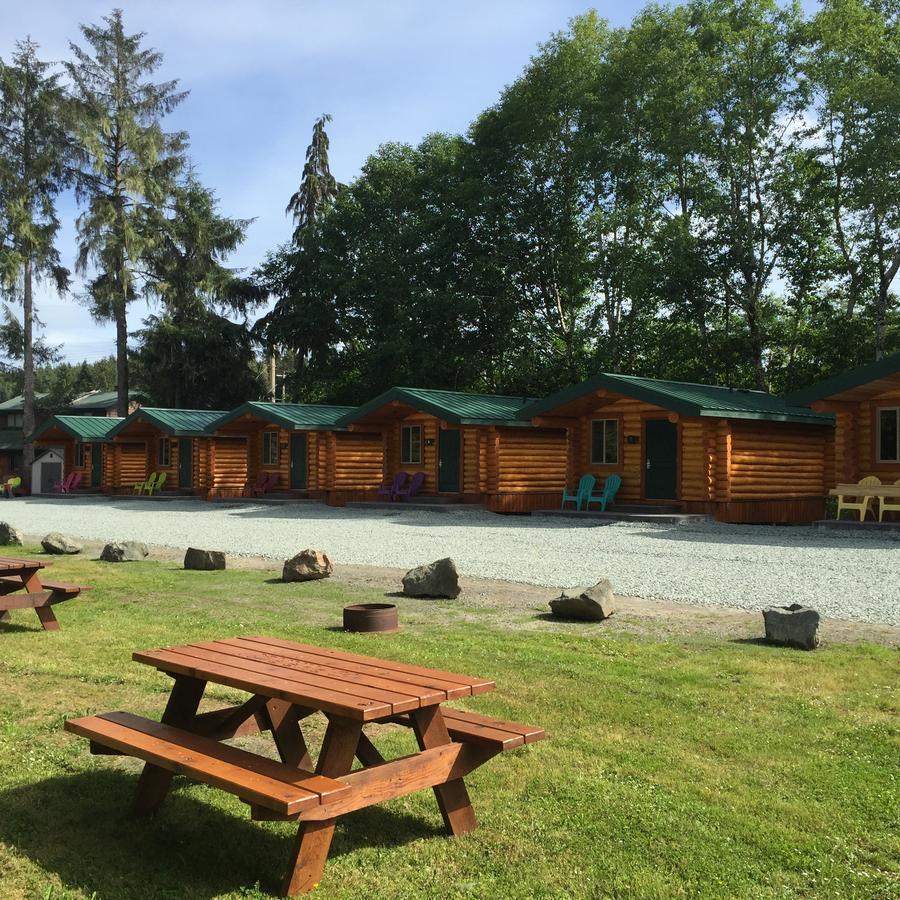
[32,448,64,495]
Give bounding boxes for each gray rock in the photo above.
[100,541,149,563]
[184,547,226,570]
[41,532,83,555]
[402,557,461,599]
[549,579,617,621]
[282,549,333,582]
[763,604,821,650]
[0,522,23,546]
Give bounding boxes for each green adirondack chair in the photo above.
[146,471,167,496]
[585,473,622,512]
[134,472,159,495]
[561,473,596,511]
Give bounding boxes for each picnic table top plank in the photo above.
[0,556,47,572]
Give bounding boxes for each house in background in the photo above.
[786,351,900,488]
[67,390,141,417]
[207,402,355,498]
[521,374,835,523]
[0,392,49,477]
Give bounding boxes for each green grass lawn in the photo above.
[0,547,896,899]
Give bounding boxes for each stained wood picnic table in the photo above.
[65,636,545,895]
[0,555,88,631]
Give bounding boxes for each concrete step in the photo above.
[533,508,712,525]
[344,501,472,514]
[814,518,900,533]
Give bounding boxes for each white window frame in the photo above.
[75,443,85,469]
[262,431,280,466]
[401,425,423,465]
[877,406,900,463]
[591,418,619,465]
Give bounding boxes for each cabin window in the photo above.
[75,443,85,468]
[878,407,900,462]
[158,437,171,467]
[591,419,619,465]
[7,413,22,428]
[401,425,422,465]
[262,431,279,466]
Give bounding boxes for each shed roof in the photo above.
[785,351,900,405]
[522,373,835,426]
[0,392,48,411]
[337,387,537,427]
[30,415,123,443]
[209,401,355,432]
[107,408,226,438]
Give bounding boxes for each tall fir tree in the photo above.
[0,38,70,485]
[66,8,187,416]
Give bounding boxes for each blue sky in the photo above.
[2,1,659,365]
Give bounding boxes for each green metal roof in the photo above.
[785,351,900,405]
[337,387,538,427]
[30,415,123,443]
[0,392,48,411]
[521,373,835,426]
[69,389,139,409]
[0,428,23,451]
[107,407,227,438]
[209,401,355,432]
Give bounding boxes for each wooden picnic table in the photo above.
[0,555,88,631]
[66,636,545,895]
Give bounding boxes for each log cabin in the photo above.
[104,408,225,494]
[786,351,900,488]
[206,402,355,498]
[30,415,122,490]
[334,387,567,511]
[521,374,835,523]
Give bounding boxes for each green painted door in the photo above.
[438,429,461,493]
[290,433,308,490]
[91,444,102,487]
[644,419,678,500]
[178,439,193,488]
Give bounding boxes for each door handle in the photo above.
[646,459,651,469]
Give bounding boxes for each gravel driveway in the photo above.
[7,497,899,625]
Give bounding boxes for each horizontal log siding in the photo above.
[496,428,566,492]
[727,422,829,499]
[858,389,900,482]
[332,432,384,489]
[247,426,292,490]
[384,414,439,493]
[115,442,147,488]
[211,437,248,491]
[462,428,487,494]
[680,418,715,502]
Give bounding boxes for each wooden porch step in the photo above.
[65,711,350,816]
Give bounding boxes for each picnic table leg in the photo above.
[34,606,61,631]
[282,716,361,896]
[410,705,478,836]
[0,610,9,623]
[132,675,207,816]
[266,699,313,770]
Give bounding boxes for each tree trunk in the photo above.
[22,256,35,492]
[116,299,129,417]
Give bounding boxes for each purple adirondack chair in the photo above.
[377,472,408,501]
[395,471,425,501]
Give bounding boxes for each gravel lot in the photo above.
[6,497,899,625]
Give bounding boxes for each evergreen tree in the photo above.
[0,38,70,484]
[66,8,187,416]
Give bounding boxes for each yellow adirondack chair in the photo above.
[836,476,881,522]
[878,478,900,523]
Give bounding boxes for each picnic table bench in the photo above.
[65,636,545,895]
[0,555,90,631]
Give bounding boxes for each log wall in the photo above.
[211,437,248,491]
[330,432,384,489]
[496,427,567,492]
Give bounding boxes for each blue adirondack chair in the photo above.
[585,473,622,512]
[561,473,596,511]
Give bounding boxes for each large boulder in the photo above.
[282,549,333,582]
[549,579,617,621]
[763,604,821,651]
[0,522,23,546]
[41,532,83,555]
[402,558,461,599]
[100,541,149,563]
[184,547,226,571]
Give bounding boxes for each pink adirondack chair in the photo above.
[53,472,76,494]
[252,471,279,496]
[67,472,83,493]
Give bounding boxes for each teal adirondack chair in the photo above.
[585,473,622,512]
[561,474,596,511]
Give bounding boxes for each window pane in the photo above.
[604,419,618,464]
[880,409,899,462]
[410,427,421,463]
[591,421,603,464]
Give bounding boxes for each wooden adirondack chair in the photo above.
[585,473,622,512]
[836,476,880,521]
[134,472,159,495]
[561,474,596,511]
[53,472,76,493]
[396,471,426,501]
[146,471,167,495]
[68,472,83,493]
[3,476,21,498]
[878,478,900,523]
[377,472,407,501]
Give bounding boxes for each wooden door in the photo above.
[644,419,678,500]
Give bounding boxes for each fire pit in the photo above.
[342,602,399,634]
